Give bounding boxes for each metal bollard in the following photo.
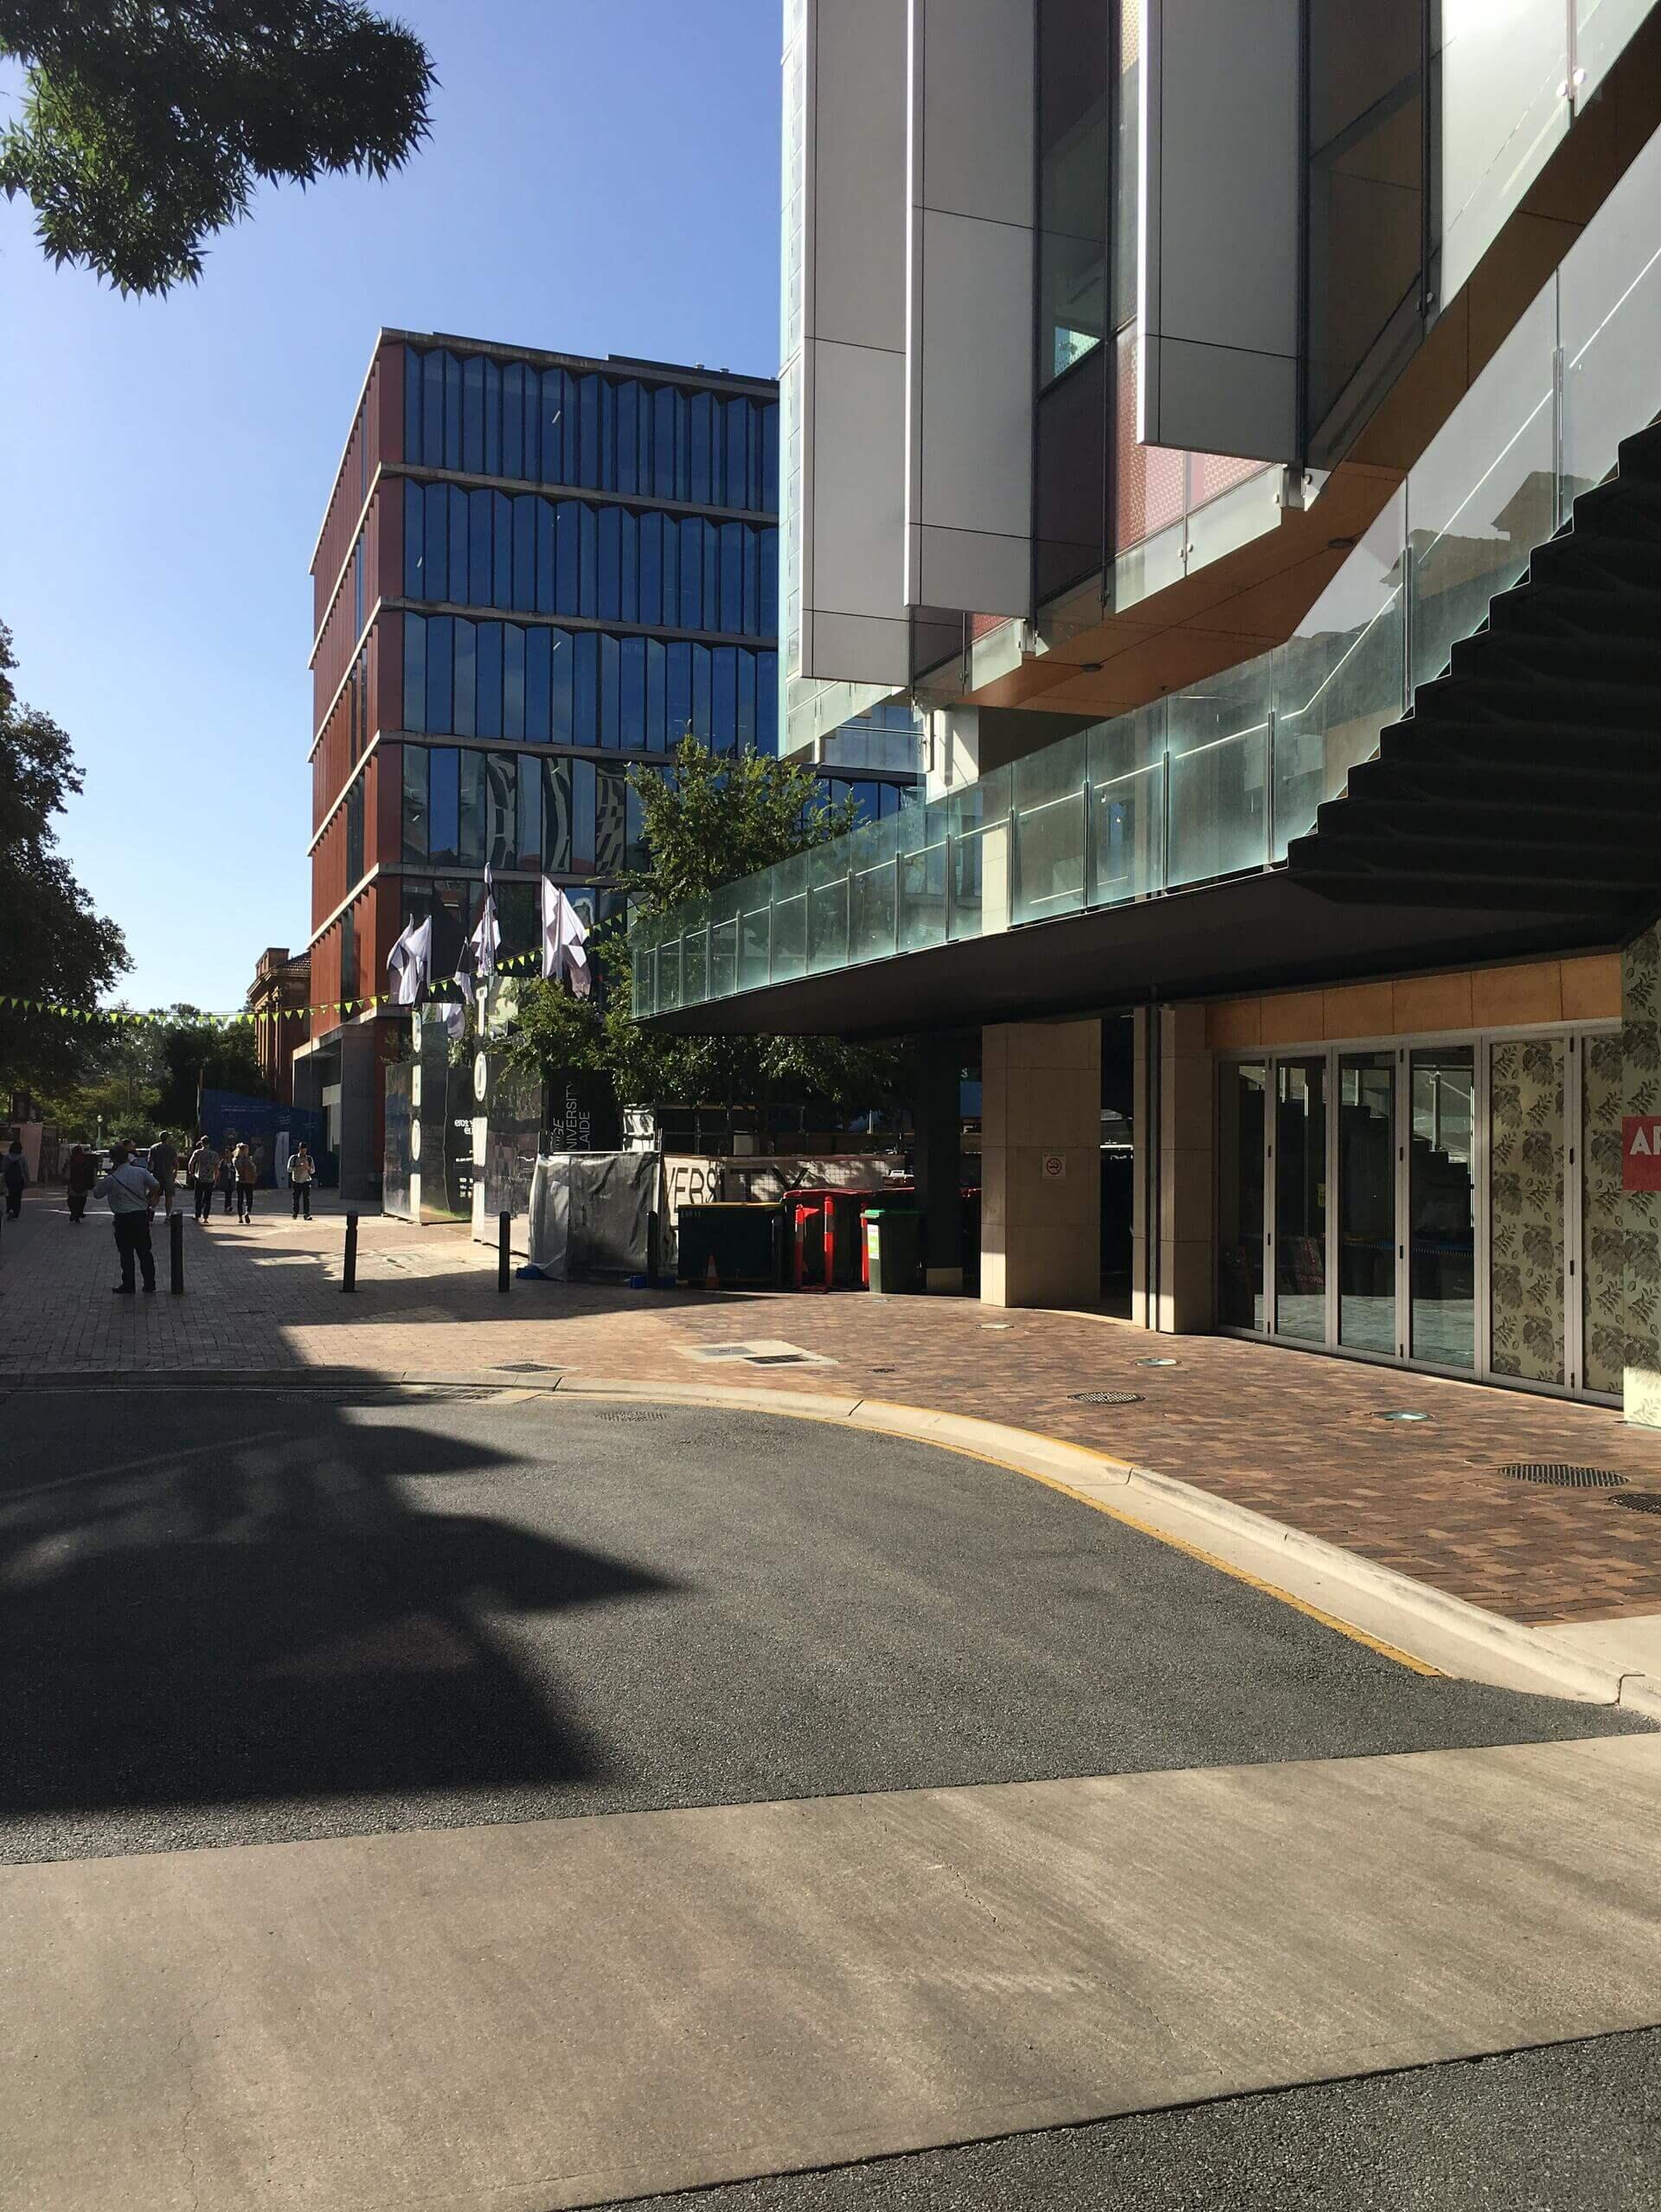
[170,1209,184,1294]
[341,1210,358,1293]
[498,1210,511,1293]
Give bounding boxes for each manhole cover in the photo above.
[1069,1390,1143,1406]
[748,1353,811,1366]
[1376,1410,1432,1423]
[1615,1493,1661,1513]
[1137,1356,1180,1368]
[1501,1462,1626,1488]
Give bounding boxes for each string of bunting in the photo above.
[0,949,556,1031]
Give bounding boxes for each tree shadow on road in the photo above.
[0,1385,678,1825]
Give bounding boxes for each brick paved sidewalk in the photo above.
[4,1183,1661,1627]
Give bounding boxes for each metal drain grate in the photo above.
[1377,1410,1432,1423]
[1615,1492,1661,1513]
[595,1408,670,1424]
[493,1362,561,1373]
[1501,1462,1626,1489]
[1069,1390,1143,1406]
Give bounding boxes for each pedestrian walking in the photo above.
[233,1141,258,1222]
[94,1141,159,1293]
[215,1148,236,1215]
[3,1139,28,1221]
[65,1144,94,1223]
[286,1141,316,1221]
[148,1130,179,1217]
[187,1135,220,1223]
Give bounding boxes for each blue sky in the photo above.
[0,0,782,1016]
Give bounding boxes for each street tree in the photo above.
[0,0,433,293]
[511,735,911,1130]
[0,625,128,1105]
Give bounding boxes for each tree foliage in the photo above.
[37,1004,265,1143]
[511,736,911,1124]
[0,624,128,1102]
[0,0,433,293]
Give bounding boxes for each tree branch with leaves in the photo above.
[0,0,433,293]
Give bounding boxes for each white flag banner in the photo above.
[541,878,592,997]
[442,997,469,1042]
[471,863,502,984]
[388,915,433,1007]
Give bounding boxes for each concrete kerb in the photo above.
[6,1365,1658,1721]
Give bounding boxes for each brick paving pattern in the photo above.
[4,1184,1661,1626]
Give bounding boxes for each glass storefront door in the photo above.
[1218,1062,1267,1330]
[1409,1047,1475,1370]
[1218,1025,1617,1401]
[1337,1052,1395,1354]
[1273,1059,1327,1340]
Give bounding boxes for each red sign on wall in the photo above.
[1622,1116,1661,1190]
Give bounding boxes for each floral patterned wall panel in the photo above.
[1489,1037,1564,1385]
[1582,1030,1626,1396]
[1623,922,1661,1421]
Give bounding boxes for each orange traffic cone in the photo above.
[704,1253,720,1292]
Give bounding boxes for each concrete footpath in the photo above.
[6,1183,1661,1709]
[8,1734,1661,2212]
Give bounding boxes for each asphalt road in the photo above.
[612,2029,1661,2211]
[0,1384,1645,1863]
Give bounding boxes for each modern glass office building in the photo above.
[635,0,1661,1420]
[296,330,914,1196]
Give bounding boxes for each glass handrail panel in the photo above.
[1165,663,1272,887]
[1091,757,1166,904]
[772,889,807,980]
[850,854,899,962]
[683,920,709,1007]
[1407,282,1557,697]
[1437,1,1569,310]
[897,833,949,953]
[807,872,850,972]
[1560,120,1661,516]
[710,914,739,1000]
[1575,0,1654,101]
[1012,728,1089,923]
[657,936,682,1014]
[1271,483,1408,853]
[739,901,771,991]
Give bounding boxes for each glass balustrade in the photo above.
[632,115,1661,1023]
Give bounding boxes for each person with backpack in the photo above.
[2,1139,28,1221]
[94,1141,160,1292]
[286,1141,316,1221]
[215,1146,236,1215]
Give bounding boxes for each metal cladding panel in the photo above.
[1139,0,1301,463]
[904,0,1036,617]
[796,0,913,687]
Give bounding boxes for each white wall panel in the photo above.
[904,0,1036,617]
[796,0,912,689]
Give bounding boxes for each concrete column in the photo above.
[1622,923,1661,1424]
[980,1018,1100,1308]
[915,1038,963,1292]
[1132,1003,1215,1334]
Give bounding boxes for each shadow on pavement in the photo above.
[0,1385,677,1817]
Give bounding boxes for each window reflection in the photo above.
[1037,0,1109,386]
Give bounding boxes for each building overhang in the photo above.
[641,870,1626,1042]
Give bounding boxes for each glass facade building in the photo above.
[298,328,914,1197]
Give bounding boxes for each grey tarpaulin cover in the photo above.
[524,1151,658,1279]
